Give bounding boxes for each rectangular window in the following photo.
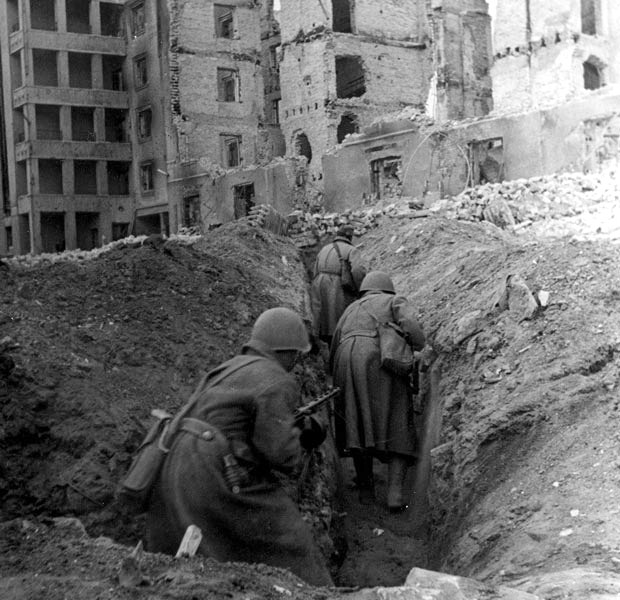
[131,1,145,37]
[269,46,279,70]
[134,55,148,88]
[233,183,255,219]
[214,4,234,38]
[137,106,152,141]
[272,99,280,124]
[217,68,239,102]
[140,162,153,192]
[5,227,13,251]
[221,134,241,167]
[182,195,201,228]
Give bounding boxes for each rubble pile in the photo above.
[432,169,620,229]
[286,198,426,248]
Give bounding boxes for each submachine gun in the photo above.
[293,386,341,422]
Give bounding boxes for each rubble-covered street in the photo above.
[1,168,620,599]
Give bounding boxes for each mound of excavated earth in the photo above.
[3,181,620,599]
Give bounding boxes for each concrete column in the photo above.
[31,209,42,254]
[94,106,105,141]
[21,0,30,31]
[64,206,77,250]
[99,208,112,246]
[23,48,33,86]
[57,51,69,87]
[92,54,103,89]
[23,103,35,141]
[29,156,39,194]
[63,158,73,195]
[90,0,101,35]
[59,105,71,140]
[96,160,108,195]
[55,0,67,32]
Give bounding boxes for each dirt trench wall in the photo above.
[359,215,620,590]
[0,224,337,551]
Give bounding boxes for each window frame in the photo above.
[214,4,235,39]
[217,68,239,102]
[139,161,154,193]
[130,1,146,37]
[134,54,148,89]
[220,133,242,167]
[137,106,152,141]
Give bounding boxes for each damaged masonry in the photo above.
[2,0,620,599]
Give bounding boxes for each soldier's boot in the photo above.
[353,453,375,505]
[387,455,409,513]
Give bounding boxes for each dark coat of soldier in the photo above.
[310,226,367,346]
[329,271,425,512]
[146,308,333,587]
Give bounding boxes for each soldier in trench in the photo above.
[145,307,333,587]
[310,225,367,349]
[329,271,425,512]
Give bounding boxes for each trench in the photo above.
[299,243,443,588]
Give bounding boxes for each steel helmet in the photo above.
[249,307,311,352]
[359,271,395,294]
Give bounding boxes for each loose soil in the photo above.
[2,184,620,599]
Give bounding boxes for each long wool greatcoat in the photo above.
[330,291,425,464]
[310,236,367,340]
[145,347,332,587]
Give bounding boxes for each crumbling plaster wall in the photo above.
[323,90,620,210]
[491,0,620,114]
[168,0,267,168]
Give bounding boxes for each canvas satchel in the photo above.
[118,356,262,512]
[332,242,356,293]
[362,300,414,377]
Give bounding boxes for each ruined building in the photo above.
[0,0,282,255]
[277,0,493,180]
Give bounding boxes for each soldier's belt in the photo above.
[340,329,378,343]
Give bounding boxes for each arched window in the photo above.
[294,131,312,163]
[337,113,359,143]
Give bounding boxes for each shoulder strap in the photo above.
[332,241,349,263]
[165,356,264,441]
[360,296,406,336]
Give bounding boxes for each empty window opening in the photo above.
[112,222,129,241]
[66,0,90,34]
[583,56,604,90]
[134,55,148,88]
[135,213,164,236]
[100,3,124,37]
[140,162,154,193]
[7,0,20,33]
[182,195,201,228]
[581,0,600,35]
[337,113,359,143]
[71,107,95,141]
[69,52,92,88]
[332,0,352,33]
[15,161,27,196]
[371,156,403,199]
[40,212,65,253]
[76,212,100,250]
[38,159,63,194]
[10,53,22,88]
[30,0,56,31]
[214,4,234,38]
[33,50,58,87]
[107,161,130,195]
[137,107,152,141]
[468,138,504,186]
[5,227,13,252]
[233,183,255,219]
[217,68,239,102]
[131,1,145,37]
[336,56,366,98]
[105,109,127,142]
[221,134,241,167]
[13,109,25,143]
[18,214,31,253]
[74,160,97,195]
[36,105,61,140]
[269,45,279,70]
[103,56,125,90]
[294,132,312,163]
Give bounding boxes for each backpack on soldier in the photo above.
[332,242,356,293]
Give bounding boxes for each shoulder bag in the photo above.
[332,242,356,293]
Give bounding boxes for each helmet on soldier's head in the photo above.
[249,307,311,353]
[359,271,395,294]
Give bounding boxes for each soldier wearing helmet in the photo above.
[330,271,425,512]
[146,307,332,586]
[310,224,367,348]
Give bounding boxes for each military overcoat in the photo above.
[330,291,425,463]
[145,347,332,587]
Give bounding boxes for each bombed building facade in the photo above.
[0,1,617,255]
